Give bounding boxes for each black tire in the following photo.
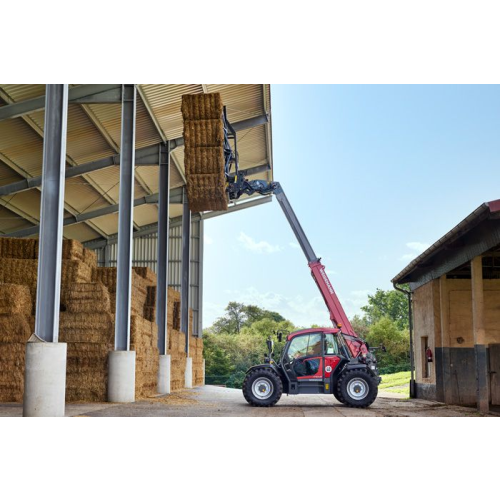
[332,384,346,404]
[242,368,283,407]
[336,369,378,408]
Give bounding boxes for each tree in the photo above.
[361,288,409,330]
[211,302,287,335]
[365,317,409,369]
[350,314,370,338]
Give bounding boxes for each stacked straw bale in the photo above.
[131,316,159,398]
[0,284,32,401]
[92,267,148,317]
[0,237,204,402]
[182,93,228,212]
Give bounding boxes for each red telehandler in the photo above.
[223,112,381,408]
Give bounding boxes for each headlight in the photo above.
[370,365,376,370]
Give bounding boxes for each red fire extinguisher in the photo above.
[426,347,433,363]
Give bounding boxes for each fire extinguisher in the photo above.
[426,347,433,363]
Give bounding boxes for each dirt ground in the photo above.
[0,385,497,417]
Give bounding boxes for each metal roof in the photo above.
[392,199,500,290]
[0,84,273,242]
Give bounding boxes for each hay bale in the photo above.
[0,237,37,259]
[0,315,32,343]
[59,312,114,343]
[82,248,97,268]
[181,93,223,121]
[183,119,224,149]
[186,173,227,212]
[184,147,225,176]
[0,284,32,315]
[62,240,84,262]
[62,283,111,314]
[133,267,157,285]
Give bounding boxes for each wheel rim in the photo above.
[251,377,274,400]
[347,378,369,400]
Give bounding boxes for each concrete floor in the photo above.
[0,385,496,417]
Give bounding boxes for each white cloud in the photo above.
[399,241,430,262]
[238,232,282,254]
[289,242,300,249]
[214,286,372,328]
[204,235,214,245]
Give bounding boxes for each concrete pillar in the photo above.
[185,357,193,389]
[471,256,489,413]
[158,354,171,395]
[108,351,136,403]
[23,342,67,417]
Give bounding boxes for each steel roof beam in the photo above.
[0,84,122,122]
[84,195,273,249]
[0,115,269,198]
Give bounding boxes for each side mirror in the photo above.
[380,344,387,353]
[277,332,283,342]
[266,338,274,354]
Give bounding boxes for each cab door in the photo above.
[323,333,342,393]
[283,333,324,394]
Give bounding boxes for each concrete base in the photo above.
[108,351,136,403]
[185,357,193,389]
[157,354,171,395]
[23,342,67,417]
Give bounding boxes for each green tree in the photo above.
[361,288,409,330]
[350,314,370,338]
[365,317,409,370]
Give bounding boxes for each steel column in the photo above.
[114,84,136,351]
[156,143,170,355]
[34,84,68,342]
[180,191,191,354]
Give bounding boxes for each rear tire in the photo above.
[337,369,378,408]
[242,368,283,407]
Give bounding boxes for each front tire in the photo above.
[337,369,378,408]
[242,368,283,407]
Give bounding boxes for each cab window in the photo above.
[287,333,323,360]
[325,333,340,355]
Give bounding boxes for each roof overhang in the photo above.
[392,199,500,290]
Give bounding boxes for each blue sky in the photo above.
[202,85,500,328]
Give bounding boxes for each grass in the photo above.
[380,371,411,398]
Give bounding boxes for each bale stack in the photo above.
[182,93,228,212]
[0,284,32,402]
[59,283,114,402]
[131,316,159,398]
[0,237,204,402]
[92,267,148,317]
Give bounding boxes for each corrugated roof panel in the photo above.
[140,84,203,140]
[64,222,101,241]
[65,178,113,214]
[206,84,264,123]
[0,85,45,102]
[0,160,23,184]
[87,212,120,235]
[133,204,158,227]
[0,205,32,233]
[0,118,43,177]
[26,105,116,165]
[86,95,161,150]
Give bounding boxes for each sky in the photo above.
[202,85,500,328]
